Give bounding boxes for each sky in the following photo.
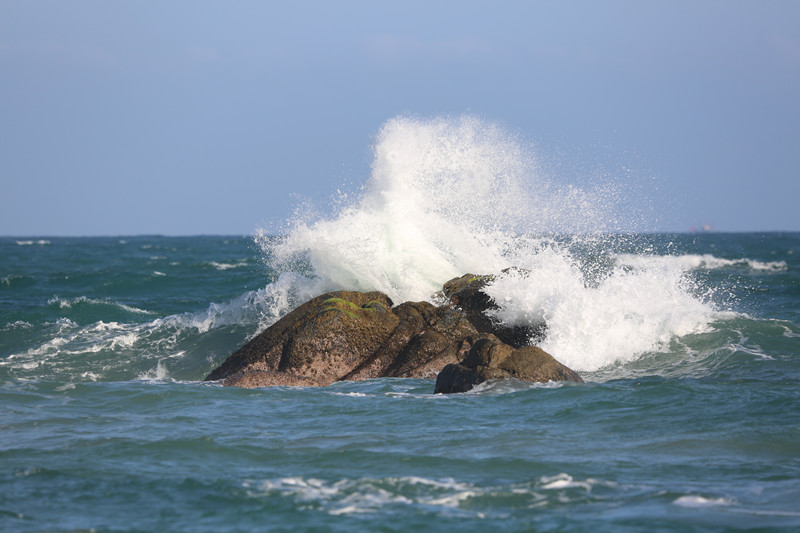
[1,0,799,235]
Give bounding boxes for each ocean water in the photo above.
[3,118,800,531]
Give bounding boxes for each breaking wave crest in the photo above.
[255,116,728,372]
[615,253,787,272]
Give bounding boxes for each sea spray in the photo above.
[483,248,717,371]
[259,116,621,299]
[256,115,719,371]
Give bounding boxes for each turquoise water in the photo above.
[2,233,799,532]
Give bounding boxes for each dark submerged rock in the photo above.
[434,338,583,394]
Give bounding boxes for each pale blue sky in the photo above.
[2,0,798,235]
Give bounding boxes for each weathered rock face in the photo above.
[342,300,479,381]
[205,290,490,388]
[206,291,398,386]
[434,337,584,394]
[205,275,581,390]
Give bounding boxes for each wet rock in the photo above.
[205,290,487,388]
[205,277,578,391]
[205,291,398,387]
[434,337,583,394]
[343,301,479,381]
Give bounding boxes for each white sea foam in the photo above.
[47,296,156,315]
[245,474,612,516]
[162,275,309,335]
[539,473,593,491]
[673,495,734,508]
[207,260,249,270]
[2,274,28,286]
[484,251,716,371]
[136,361,170,382]
[255,116,718,372]
[615,253,787,272]
[2,320,33,330]
[259,116,624,304]
[3,280,301,381]
[15,239,50,245]
[247,476,474,516]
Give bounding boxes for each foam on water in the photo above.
[484,248,718,371]
[15,239,50,246]
[256,116,721,372]
[615,253,788,272]
[207,260,250,271]
[47,296,156,315]
[243,473,624,517]
[1,285,297,382]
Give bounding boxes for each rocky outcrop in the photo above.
[205,275,581,391]
[434,337,583,394]
[205,291,399,386]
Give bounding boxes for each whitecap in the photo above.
[539,473,593,491]
[615,253,787,272]
[47,296,155,315]
[673,495,734,508]
[2,320,33,330]
[207,260,249,270]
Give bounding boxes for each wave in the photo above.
[47,296,157,315]
[243,474,610,517]
[6,117,780,383]
[615,253,787,272]
[255,116,722,372]
[1,320,34,330]
[242,472,762,518]
[1,277,308,382]
[206,260,250,271]
[1,274,33,287]
[15,239,50,246]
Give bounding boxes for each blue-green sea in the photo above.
[2,232,799,532]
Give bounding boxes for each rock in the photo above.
[205,290,488,388]
[342,301,479,381]
[434,337,583,394]
[205,291,398,387]
[224,370,324,388]
[440,273,545,348]
[205,276,579,391]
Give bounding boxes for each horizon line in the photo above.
[3,229,799,239]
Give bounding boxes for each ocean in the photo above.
[2,118,799,531]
